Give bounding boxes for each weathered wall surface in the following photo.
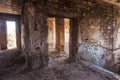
[45,0,120,72]
[113,16,120,72]
[76,5,120,72]
[42,0,120,72]
[22,1,48,69]
[1,0,120,72]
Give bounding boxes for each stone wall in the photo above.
[45,0,120,72]
[1,0,120,72]
[4,0,120,73]
[76,5,120,72]
[22,0,48,69]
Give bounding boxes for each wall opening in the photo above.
[47,18,56,52]
[47,17,70,55]
[6,21,17,49]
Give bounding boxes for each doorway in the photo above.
[47,17,70,57]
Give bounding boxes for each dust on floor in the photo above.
[0,52,115,80]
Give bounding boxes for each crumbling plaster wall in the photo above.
[0,0,22,14]
[77,4,120,72]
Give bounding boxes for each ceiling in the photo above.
[0,0,120,15]
[103,0,120,7]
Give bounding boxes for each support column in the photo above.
[0,20,7,50]
[56,18,64,51]
[69,18,79,61]
[22,0,48,69]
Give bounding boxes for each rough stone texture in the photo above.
[1,0,120,74]
[69,19,79,61]
[76,5,119,72]
[44,0,120,72]
[2,0,119,72]
[22,1,48,69]
[113,15,120,73]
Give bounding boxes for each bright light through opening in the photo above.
[64,19,70,54]
[6,21,17,49]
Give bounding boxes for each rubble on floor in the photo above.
[1,62,113,80]
[0,52,115,80]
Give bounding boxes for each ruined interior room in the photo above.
[1,0,120,80]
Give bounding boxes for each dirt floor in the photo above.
[0,51,115,80]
